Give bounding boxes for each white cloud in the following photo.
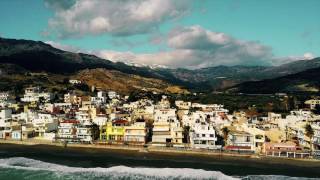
[167,25,231,50]
[46,25,316,69]
[271,52,316,65]
[45,41,82,53]
[45,0,190,38]
[303,52,315,60]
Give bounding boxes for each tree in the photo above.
[305,124,314,151]
[222,127,230,146]
[312,104,320,115]
[183,126,191,144]
[90,123,100,141]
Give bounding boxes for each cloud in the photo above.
[45,0,190,38]
[271,52,316,65]
[93,25,274,69]
[303,52,315,60]
[46,25,316,69]
[45,41,82,53]
[44,0,76,11]
[167,25,231,50]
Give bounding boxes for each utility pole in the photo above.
[20,123,22,141]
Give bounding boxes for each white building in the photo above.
[190,121,218,149]
[175,100,191,110]
[0,92,10,102]
[69,79,82,85]
[226,130,255,152]
[76,124,93,143]
[21,87,53,103]
[108,91,117,99]
[152,109,183,146]
[124,121,147,144]
[0,109,12,126]
[305,99,320,110]
[91,91,107,105]
[57,120,77,141]
[64,93,80,104]
[93,115,108,126]
[32,113,58,137]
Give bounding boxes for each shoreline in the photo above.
[1,141,320,178]
[1,139,320,166]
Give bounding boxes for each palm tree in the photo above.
[183,126,191,144]
[90,123,100,141]
[222,127,230,146]
[305,124,314,151]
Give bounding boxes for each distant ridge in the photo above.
[229,66,320,94]
[0,37,319,91]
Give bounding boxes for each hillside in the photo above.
[0,63,188,95]
[74,68,188,94]
[1,37,320,92]
[0,37,188,87]
[229,67,320,94]
[160,58,320,90]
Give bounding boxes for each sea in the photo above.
[0,144,319,180]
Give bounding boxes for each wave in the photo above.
[0,157,316,180]
[0,157,237,180]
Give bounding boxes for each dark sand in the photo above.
[1,143,320,178]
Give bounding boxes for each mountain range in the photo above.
[0,37,320,94]
[229,66,320,94]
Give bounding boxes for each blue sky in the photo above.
[0,0,319,68]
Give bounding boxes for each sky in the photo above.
[0,0,319,69]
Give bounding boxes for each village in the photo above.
[1,81,320,160]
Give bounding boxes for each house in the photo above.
[175,100,191,110]
[225,130,255,152]
[91,91,107,105]
[32,113,58,137]
[0,92,10,102]
[152,109,183,147]
[182,111,204,127]
[189,121,218,149]
[265,142,310,158]
[75,111,91,124]
[243,126,266,153]
[100,120,128,143]
[11,124,34,140]
[124,121,147,145]
[108,91,117,99]
[64,93,81,104]
[56,120,79,142]
[312,124,320,150]
[69,79,82,85]
[76,123,93,143]
[21,87,53,103]
[305,99,320,110]
[0,108,12,125]
[93,114,108,126]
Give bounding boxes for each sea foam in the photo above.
[0,157,237,180]
[0,157,316,180]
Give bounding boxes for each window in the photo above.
[196,134,200,138]
[202,134,205,137]
[246,136,251,142]
[210,134,214,137]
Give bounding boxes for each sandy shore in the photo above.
[1,140,320,177]
[1,139,319,166]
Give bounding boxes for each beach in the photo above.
[1,141,320,179]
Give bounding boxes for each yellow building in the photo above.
[100,120,128,142]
